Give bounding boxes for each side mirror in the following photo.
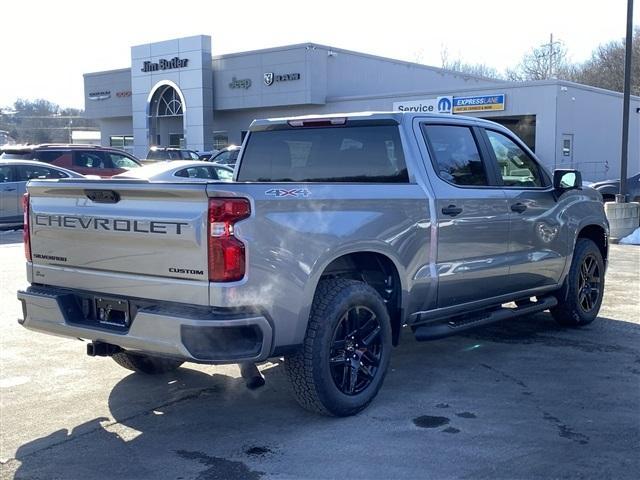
[554,169,582,191]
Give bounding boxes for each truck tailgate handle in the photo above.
[510,203,528,213]
[85,189,120,203]
[441,205,463,217]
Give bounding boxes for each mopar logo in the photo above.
[437,97,452,113]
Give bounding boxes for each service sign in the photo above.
[392,96,453,114]
[452,94,505,113]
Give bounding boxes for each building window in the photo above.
[157,87,183,117]
[110,135,134,154]
[213,133,229,150]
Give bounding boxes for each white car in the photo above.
[1,160,85,228]
[112,160,234,182]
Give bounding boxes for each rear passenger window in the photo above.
[16,166,67,181]
[175,167,213,179]
[73,151,108,169]
[422,125,488,186]
[36,151,68,164]
[237,126,408,183]
[0,166,14,182]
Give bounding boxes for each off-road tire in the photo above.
[284,279,392,416]
[550,238,605,327]
[112,351,184,374]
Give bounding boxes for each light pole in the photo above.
[618,0,634,202]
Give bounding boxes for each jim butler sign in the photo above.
[141,57,189,73]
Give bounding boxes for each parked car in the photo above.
[113,160,233,182]
[209,145,240,167]
[1,160,84,227]
[145,147,201,161]
[18,112,608,417]
[0,144,141,178]
[590,172,640,202]
[197,149,220,161]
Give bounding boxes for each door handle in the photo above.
[3,188,16,192]
[441,205,463,217]
[511,202,528,213]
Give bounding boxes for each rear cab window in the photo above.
[237,125,408,183]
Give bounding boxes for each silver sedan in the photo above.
[112,160,234,182]
[1,160,85,228]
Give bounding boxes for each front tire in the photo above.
[112,351,184,374]
[551,238,605,327]
[285,279,392,416]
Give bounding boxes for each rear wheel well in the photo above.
[319,252,402,345]
[577,225,608,263]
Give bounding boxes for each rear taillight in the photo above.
[23,193,31,261]
[208,198,250,282]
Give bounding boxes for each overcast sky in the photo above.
[2,0,638,109]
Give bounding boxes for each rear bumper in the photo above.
[17,286,273,364]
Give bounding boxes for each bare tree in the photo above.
[569,27,639,95]
[440,47,503,80]
[506,34,571,81]
[0,99,97,144]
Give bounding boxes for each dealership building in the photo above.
[83,34,639,181]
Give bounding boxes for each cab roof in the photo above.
[250,111,501,130]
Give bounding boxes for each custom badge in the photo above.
[263,72,274,86]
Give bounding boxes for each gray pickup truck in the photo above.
[18,112,608,416]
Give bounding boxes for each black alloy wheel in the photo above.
[551,237,605,327]
[285,278,392,416]
[329,306,383,396]
[577,253,601,313]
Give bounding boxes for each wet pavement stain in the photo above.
[413,416,450,428]
[435,403,450,409]
[542,412,590,445]
[456,412,477,419]
[442,427,460,434]
[481,363,528,389]
[245,446,273,457]
[462,320,631,354]
[176,450,263,480]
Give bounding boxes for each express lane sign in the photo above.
[452,94,505,113]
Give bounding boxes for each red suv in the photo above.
[0,145,141,177]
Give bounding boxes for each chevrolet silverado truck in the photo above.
[17,112,608,416]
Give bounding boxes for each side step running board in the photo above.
[413,296,558,342]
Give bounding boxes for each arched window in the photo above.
[155,86,183,117]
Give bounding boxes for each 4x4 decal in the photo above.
[265,188,311,198]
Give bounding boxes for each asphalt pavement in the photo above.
[1,229,639,479]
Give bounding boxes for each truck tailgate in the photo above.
[26,179,210,303]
